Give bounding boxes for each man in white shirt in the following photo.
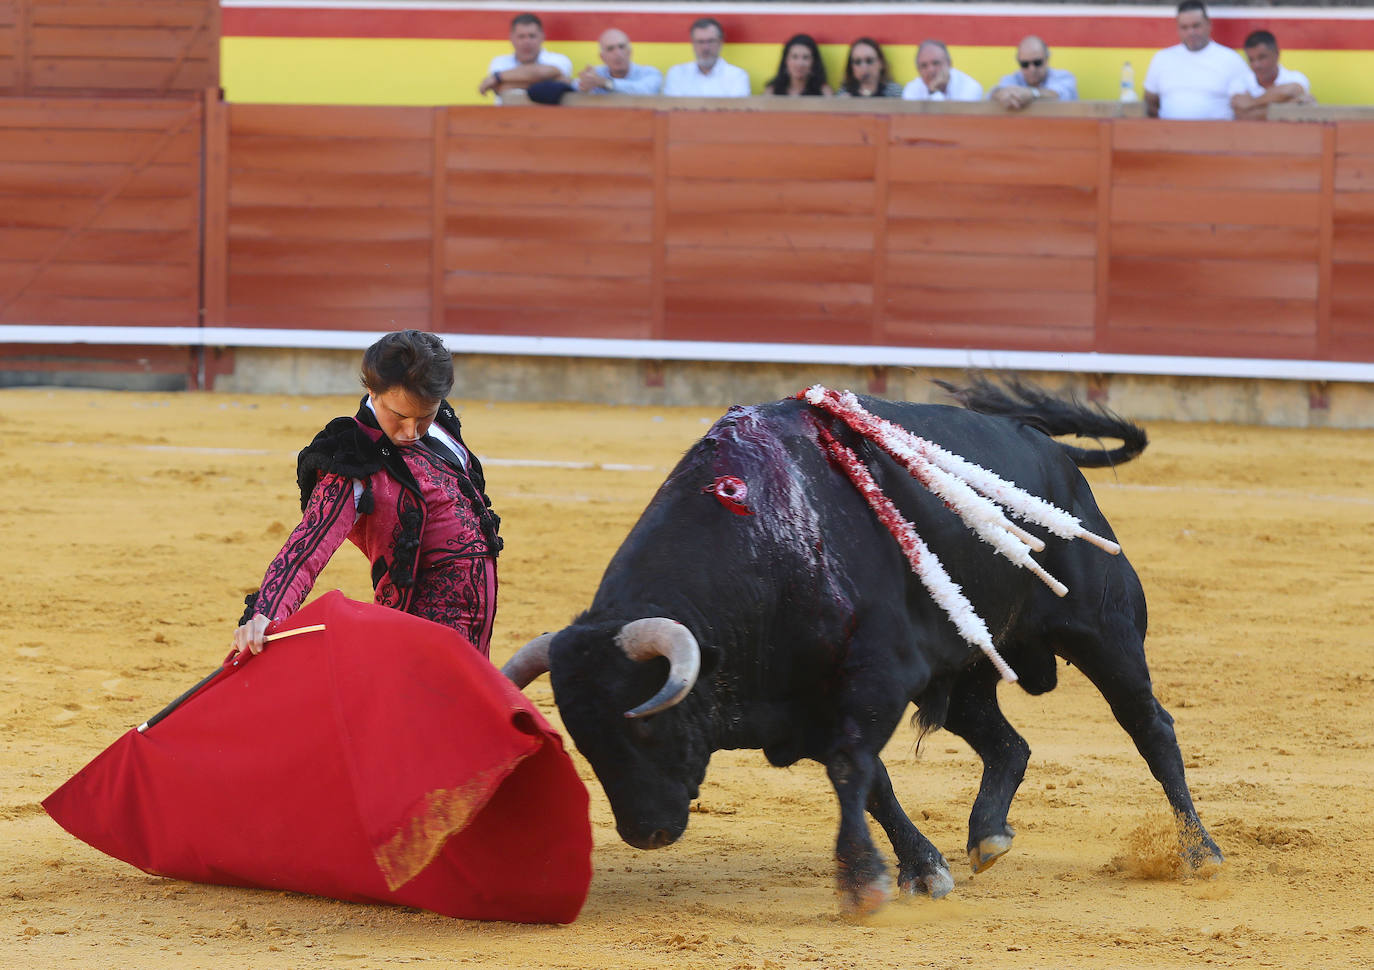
[576,28,663,96]
[1229,29,1315,120]
[662,17,752,98]
[1143,0,1250,120]
[902,40,984,102]
[478,13,573,100]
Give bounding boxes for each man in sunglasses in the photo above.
[989,36,1078,111]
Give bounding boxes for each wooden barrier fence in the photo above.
[3,95,1373,383]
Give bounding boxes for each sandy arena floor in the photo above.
[1,387,1372,969]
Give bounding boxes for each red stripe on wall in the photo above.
[222,8,1374,50]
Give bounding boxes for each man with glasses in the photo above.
[663,17,751,97]
[989,36,1078,110]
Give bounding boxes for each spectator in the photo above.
[663,17,752,97]
[1229,29,1315,120]
[478,13,573,100]
[575,28,663,95]
[835,38,903,98]
[902,40,984,102]
[765,33,832,97]
[1143,0,1249,119]
[989,35,1078,110]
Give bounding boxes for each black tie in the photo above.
[420,434,466,472]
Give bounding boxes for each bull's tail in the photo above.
[935,373,1148,468]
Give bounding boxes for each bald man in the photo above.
[576,28,664,95]
[989,35,1078,110]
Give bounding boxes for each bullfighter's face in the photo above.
[370,387,439,445]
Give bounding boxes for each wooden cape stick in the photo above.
[136,624,327,733]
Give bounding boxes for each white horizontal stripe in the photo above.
[4,325,1370,385]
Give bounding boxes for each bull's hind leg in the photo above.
[1063,619,1223,868]
[866,759,954,898]
[944,663,1031,872]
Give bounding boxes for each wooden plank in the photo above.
[1331,223,1374,262]
[887,181,1095,221]
[668,142,876,181]
[443,272,653,311]
[229,238,431,276]
[1333,155,1374,192]
[1317,125,1335,360]
[1094,119,1112,351]
[1333,191,1374,220]
[447,204,652,244]
[667,246,872,285]
[230,170,432,208]
[228,272,430,309]
[888,115,1101,151]
[203,89,227,327]
[1113,150,1322,191]
[0,128,198,164]
[887,252,1096,292]
[1109,257,1319,301]
[1,293,194,325]
[0,99,197,128]
[32,25,215,59]
[28,57,211,92]
[2,195,195,231]
[664,311,878,345]
[447,136,654,176]
[446,106,656,141]
[441,305,652,340]
[231,104,433,140]
[430,106,445,333]
[669,112,880,146]
[882,318,1094,352]
[1110,187,1321,228]
[888,147,1098,187]
[666,211,875,250]
[230,206,431,242]
[1106,293,1317,337]
[887,217,1096,257]
[1109,222,1319,261]
[651,110,667,339]
[1331,262,1374,303]
[1112,119,1324,155]
[884,286,1095,328]
[226,306,432,331]
[0,261,194,299]
[667,178,874,216]
[869,113,889,347]
[1334,122,1374,156]
[1101,327,1315,360]
[32,3,212,30]
[230,136,432,176]
[445,237,651,279]
[664,279,873,321]
[0,228,195,263]
[0,161,194,198]
[446,170,653,210]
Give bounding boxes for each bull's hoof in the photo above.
[899,864,953,900]
[835,864,892,916]
[968,831,1014,873]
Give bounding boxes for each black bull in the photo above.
[505,382,1222,914]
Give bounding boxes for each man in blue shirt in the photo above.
[989,36,1078,110]
[576,28,663,95]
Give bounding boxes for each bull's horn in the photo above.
[501,632,555,688]
[617,618,701,719]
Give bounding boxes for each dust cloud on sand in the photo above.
[2,388,1372,969]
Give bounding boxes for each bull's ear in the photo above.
[699,642,721,680]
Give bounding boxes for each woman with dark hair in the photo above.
[232,330,503,659]
[836,37,903,98]
[766,33,832,96]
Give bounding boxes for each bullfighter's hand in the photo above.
[233,612,272,659]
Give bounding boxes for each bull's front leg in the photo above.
[867,759,954,898]
[826,716,893,915]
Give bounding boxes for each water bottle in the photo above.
[1120,61,1138,102]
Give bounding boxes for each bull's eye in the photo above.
[628,717,656,743]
